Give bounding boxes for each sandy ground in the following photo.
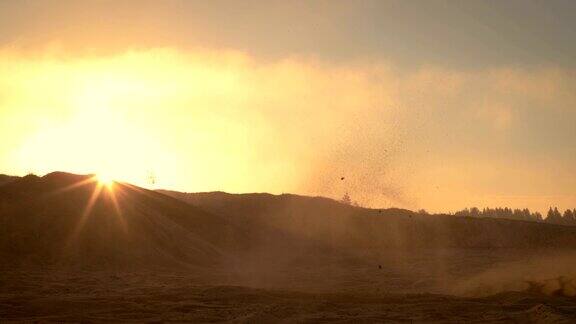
[1,271,575,323]
[2,249,576,323]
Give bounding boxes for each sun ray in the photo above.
[108,185,129,234]
[47,176,98,196]
[65,182,104,251]
[96,173,115,187]
[121,183,160,199]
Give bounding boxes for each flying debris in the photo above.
[147,171,157,186]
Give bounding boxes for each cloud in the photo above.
[0,46,574,212]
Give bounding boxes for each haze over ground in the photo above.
[2,2,576,322]
[0,0,575,214]
[2,172,576,322]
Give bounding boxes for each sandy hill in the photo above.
[3,172,576,272]
[0,172,247,268]
[0,174,19,187]
[160,190,576,251]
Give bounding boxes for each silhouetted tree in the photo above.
[340,193,351,205]
[454,208,470,217]
[563,209,575,225]
[533,212,543,222]
[470,207,480,217]
[453,206,561,224]
[522,208,531,220]
[546,207,564,224]
[513,209,523,220]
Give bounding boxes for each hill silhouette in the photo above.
[3,172,576,270]
[3,173,576,321]
[160,190,576,250]
[0,172,247,268]
[0,174,19,187]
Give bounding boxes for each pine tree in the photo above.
[470,207,480,217]
[546,207,563,224]
[563,209,575,225]
[522,208,531,221]
[533,212,543,222]
[547,207,554,219]
[340,193,351,205]
[554,207,562,219]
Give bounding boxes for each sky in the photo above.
[0,0,574,213]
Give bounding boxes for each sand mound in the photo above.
[163,191,576,250]
[0,174,19,187]
[2,174,576,321]
[0,172,246,268]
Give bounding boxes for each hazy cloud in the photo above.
[0,46,574,212]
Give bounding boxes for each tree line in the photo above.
[454,207,576,225]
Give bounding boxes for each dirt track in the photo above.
[2,260,576,323]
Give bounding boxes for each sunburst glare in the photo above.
[96,173,115,187]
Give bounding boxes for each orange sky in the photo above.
[0,1,574,213]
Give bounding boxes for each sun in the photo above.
[95,173,115,187]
